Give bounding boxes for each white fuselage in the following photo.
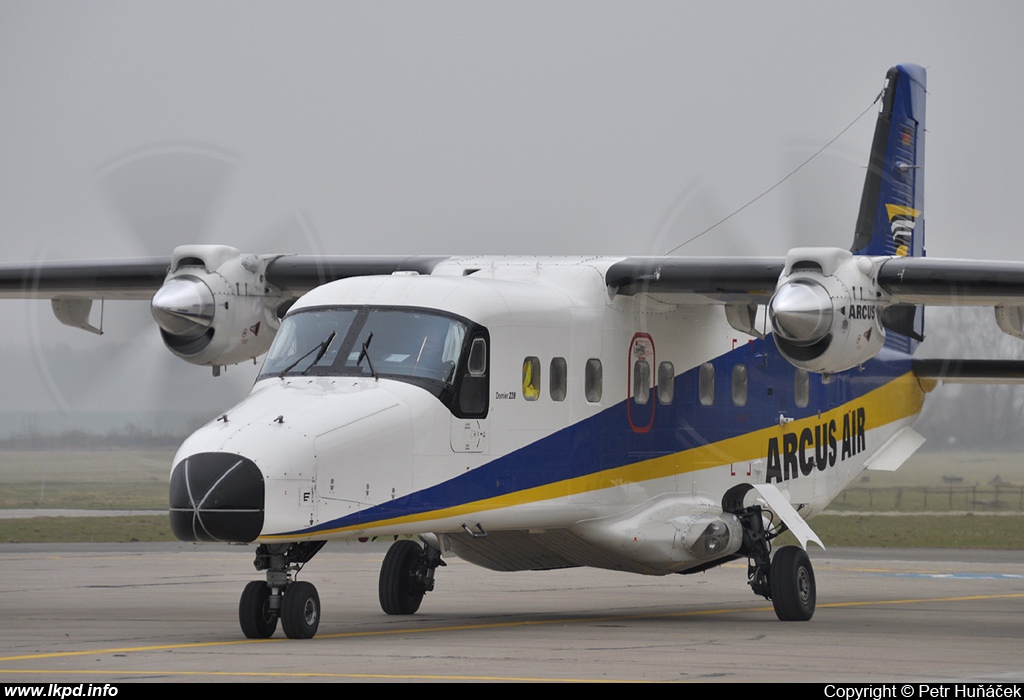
[172,256,925,575]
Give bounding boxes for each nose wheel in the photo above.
[280,580,320,639]
[239,580,278,638]
[239,541,326,639]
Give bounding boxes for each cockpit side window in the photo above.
[456,334,489,417]
[467,337,487,375]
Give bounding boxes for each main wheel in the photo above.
[280,581,320,639]
[379,540,426,615]
[770,545,816,621]
[238,580,278,639]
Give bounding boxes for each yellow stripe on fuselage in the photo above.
[261,372,925,541]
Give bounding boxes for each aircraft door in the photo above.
[627,333,655,433]
[451,333,490,453]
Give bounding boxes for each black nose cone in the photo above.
[169,452,264,542]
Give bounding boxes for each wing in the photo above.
[605,255,1024,306]
[605,257,784,302]
[0,246,451,366]
[605,251,1024,380]
[0,258,172,300]
[0,253,450,300]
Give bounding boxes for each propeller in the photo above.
[778,138,868,252]
[646,177,754,258]
[29,141,326,422]
[96,141,239,255]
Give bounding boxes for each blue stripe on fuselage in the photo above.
[275,336,913,536]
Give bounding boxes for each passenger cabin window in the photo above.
[632,359,651,404]
[259,305,488,418]
[585,358,603,403]
[550,357,567,402]
[657,361,674,405]
[794,369,809,408]
[522,357,540,401]
[699,363,715,406]
[732,364,748,407]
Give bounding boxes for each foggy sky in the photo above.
[2,1,1023,421]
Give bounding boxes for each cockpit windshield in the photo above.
[259,306,468,386]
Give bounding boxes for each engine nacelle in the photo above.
[150,245,286,369]
[769,248,888,373]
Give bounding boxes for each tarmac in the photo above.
[1,542,1022,682]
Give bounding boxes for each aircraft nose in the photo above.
[169,452,264,542]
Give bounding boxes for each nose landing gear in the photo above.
[238,541,326,639]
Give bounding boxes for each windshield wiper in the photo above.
[278,331,337,379]
[357,332,378,381]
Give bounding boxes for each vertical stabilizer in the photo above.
[852,64,927,350]
[851,64,926,257]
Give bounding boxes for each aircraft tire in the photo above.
[770,546,815,621]
[238,580,278,639]
[379,540,426,615]
[280,581,320,639]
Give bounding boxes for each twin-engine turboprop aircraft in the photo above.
[5,63,1024,639]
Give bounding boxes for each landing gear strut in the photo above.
[378,539,445,615]
[725,485,816,622]
[238,541,326,639]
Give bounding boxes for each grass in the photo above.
[0,449,172,509]
[776,514,1024,549]
[0,515,175,543]
[825,450,1024,513]
[835,450,1024,490]
[2,448,1024,546]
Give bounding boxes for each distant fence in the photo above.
[831,485,1024,512]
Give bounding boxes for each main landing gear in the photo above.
[378,539,445,615]
[238,541,326,639]
[725,485,816,621]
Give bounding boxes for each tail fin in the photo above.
[852,64,927,351]
[851,64,927,258]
